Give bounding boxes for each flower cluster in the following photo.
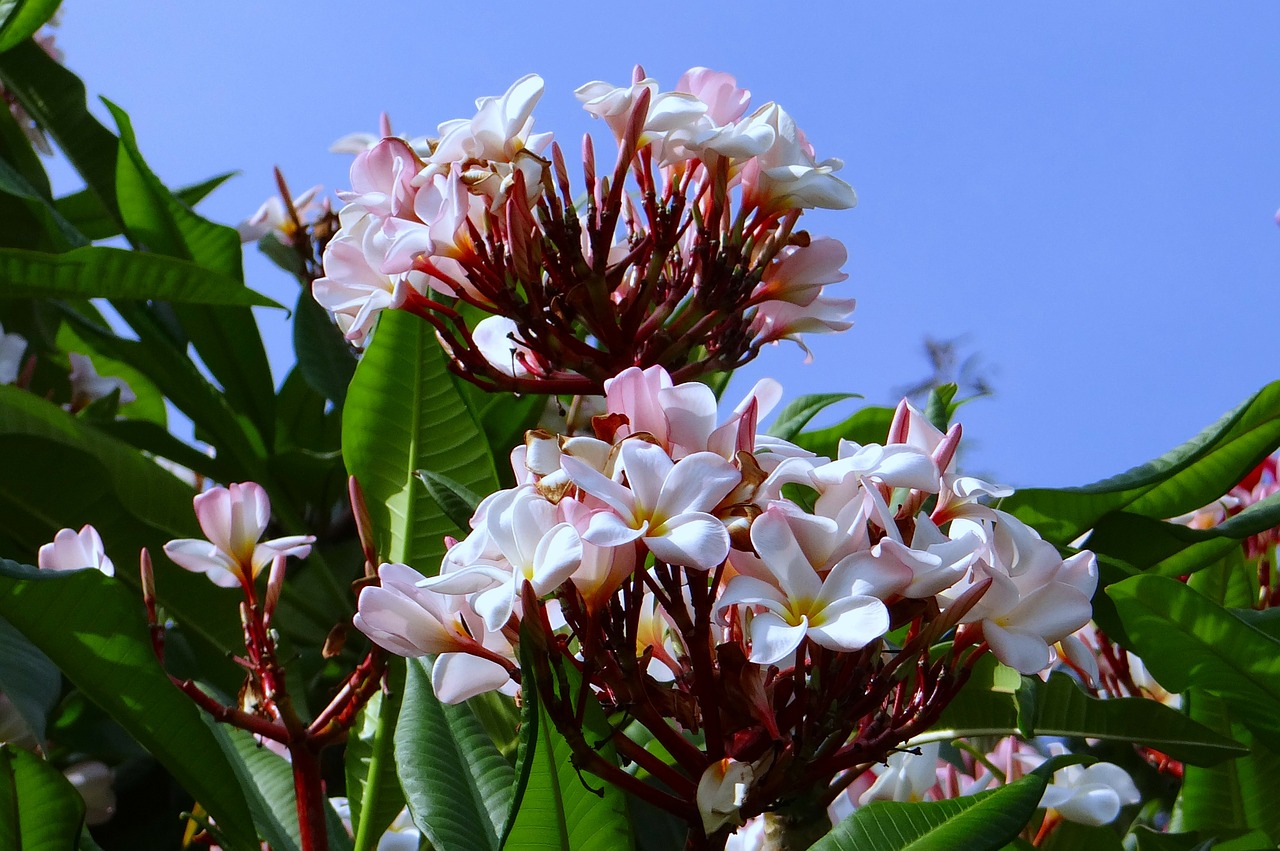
[314,67,857,394]
[354,365,1096,843]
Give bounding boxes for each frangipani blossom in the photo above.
[164,482,314,588]
[38,525,114,577]
[473,315,534,378]
[697,758,753,835]
[355,562,513,703]
[859,742,942,805]
[314,216,424,345]
[561,440,739,570]
[1039,755,1140,826]
[235,184,324,243]
[67,353,136,411]
[717,507,908,664]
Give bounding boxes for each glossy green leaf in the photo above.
[1127,826,1215,851]
[0,563,259,851]
[103,100,276,448]
[767,393,860,441]
[55,172,234,242]
[0,743,84,850]
[1108,574,1280,752]
[0,616,58,742]
[395,657,514,851]
[0,41,123,226]
[506,624,634,851]
[1002,382,1280,545]
[342,310,499,570]
[811,769,1051,851]
[0,155,87,249]
[346,659,406,851]
[0,246,281,306]
[924,656,1245,766]
[793,405,895,460]
[1040,821,1125,851]
[206,717,354,851]
[0,1,60,54]
[293,288,356,406]
[415,469,484,532]
[924,383,960,432]
[1169,690,1280,846]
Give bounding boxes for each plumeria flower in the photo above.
[473,315,535,378]
[717,506,907,664]
[697,758,753,835]
[575,71,707,152]
[329,112,432,157]
[64,761,116,826]
[421,485,582,632]
[67,353,136,412]
[355,562,513,704]
[859,742,942,805]
[329,798,421,850]
[314,217,425,345]
[0,323,27,385]
[740,104,857,212]
[1039,751,1140,826]
[163,482,315,588]
[561,439,740,570]
[37,525,114,577]
[235,184,324,243]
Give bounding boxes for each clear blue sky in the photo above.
[46,2,1280,488]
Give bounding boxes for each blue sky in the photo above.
[45,2,1280,488]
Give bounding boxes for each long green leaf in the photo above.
[342,310,499,570]
[205,717,354,851]
[0,156,87,249]
[793,405,895,460]
[294,289,356,406]
[1108,574,1280,752]
[0,563,259,851]
[810,770,1051,851]
[924,657,1245,766]
[346,659,406,850]
[0,743,84,850]
[0,246,281,306]
[395,657,515,851]
[0,616,58,742]
[767,393,860,441]
[55,172,235,242]
[1003,382,1280,545]
[0,0,59,54]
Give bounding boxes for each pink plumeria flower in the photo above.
[717,506,907,665]
[355,562,513,704]
[67,353,136,411]
[561,439,740,571]
[314,216,424,345]
[752,237,849,308]
[38,525,114,577]
[163,483,315,588]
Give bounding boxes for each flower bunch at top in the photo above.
[354,365,1096,845]
[315,66,857,395]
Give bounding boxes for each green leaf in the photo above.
[0,1,60,54]
[924,383,959,433]
[793,405,895,460]
[505,623,635,851]
[1108,574,1280,752]
[0,743,85,850]
[0,41,123,225]
[415,469,484,532]
[0,155,88,249]
[810,769,1051,851]
[342,310,499,570]
[0,246,281,306]
[205,717,355,851]
[1002,382,1280,545]
[346,659,406,851]
[55,172,235,242]
[0,563,259,851]
[767,393,860,441]
[293,288,356,406]
[924,655,1245,766]
[0,616,58,742]
[1172,691,1280,845]
[395,657,515,851]
[1040,821,1125,851]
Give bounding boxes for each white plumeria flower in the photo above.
[1039,757,1140,826]
[421,485,582,632]
[314,216,424,346]
[67,353,136,411]
[0,323,27,385]
[717,506,908,665]
[561,439,740,571]
[875,514,981,599]
[697,758,753,835]
[426,74,551,169]
[740,103,857,212]
[64,761,116,826]
[163,482,315,588]
[235,184,323,243]
[355,562,513,704]
[859,742,941,805]
[37,525,114,577]
[575,74,707,153]
[473,315,533,378]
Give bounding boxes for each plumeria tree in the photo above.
[0,5,1278,850]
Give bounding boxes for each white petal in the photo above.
[432,653,511,704]
[748,613,808,665]
[983,621,1051,675]
[809,596,889,652]
[531,523,582,592]
[647,512,729,570]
